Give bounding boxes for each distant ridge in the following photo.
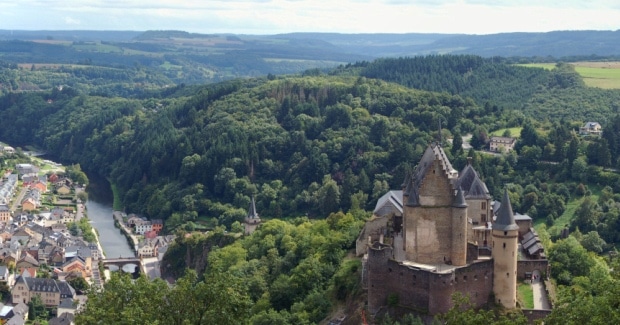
[2,29,620,58]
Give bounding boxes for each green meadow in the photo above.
[519,62,620,89]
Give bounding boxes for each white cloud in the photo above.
[64,16,81,25]
[0,0,618,34]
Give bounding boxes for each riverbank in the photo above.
[113,211,139,252]
[91,227,106,259]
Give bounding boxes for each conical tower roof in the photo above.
[494,189,518,231]
[453,187,468,208]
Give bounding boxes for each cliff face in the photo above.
[160,231,236,279]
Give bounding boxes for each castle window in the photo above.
[481,214,486,222]
[481,202,486,210]
[503,243,506,248]
[474,275,477,281]
[463,275,467,281]
[504,231,507,236]
[507,272,510,278]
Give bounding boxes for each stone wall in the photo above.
[517,259,549,280]
[405,206,454,264]
[367,244,494,315]
[522,309,552,324]
[356,216,389,256]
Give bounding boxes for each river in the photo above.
[85,178,135,258]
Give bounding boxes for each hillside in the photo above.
[1,30,620,88]
[4,54,620,323]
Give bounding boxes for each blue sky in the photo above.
[1,0,618,34]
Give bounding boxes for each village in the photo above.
[0,145,174,325]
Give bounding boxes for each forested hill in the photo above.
[1,29,620,87]
[2,54,615,232]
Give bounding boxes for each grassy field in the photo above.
[519,62,620,89]
[518,283,534,309]
[534,185,602,238]
[110,182,123,211]
[490,127,522,138]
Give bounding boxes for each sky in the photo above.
[0,0,619,35]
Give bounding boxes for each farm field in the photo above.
[519,62,620,89]
[490,127,522,138]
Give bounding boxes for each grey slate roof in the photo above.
[466,176,492,199]
[454,161,491,200]
[57,281,76,298]
[456,163,477,192]
[493,189,519,231]
[48,313,75,325]
[373,190,403,215]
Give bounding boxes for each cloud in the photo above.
[64,16,81,25]
[1,0,619,34]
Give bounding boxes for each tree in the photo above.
[548,236,596,285]
[76,271,251,324]
[68,276,89,293]
[28,295,48,320]
[439,292,527,325]
[66,164,89,186]
[571,157,588,183]
[451,131,463,156]
[580,231,606,253]
[77,190,88,202]
[317,175,340,217]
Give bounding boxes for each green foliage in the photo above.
[545,257,620,324]
[548,236,597,285]
[203,216,364,323]
[76,270,251,324]
[439,293,527,325]
[68,277,89,292]
[28,294,48,321]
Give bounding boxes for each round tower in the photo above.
[492,189,519,309]
[451,187,468,266]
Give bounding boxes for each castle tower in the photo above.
[244,196,261,235]
[402,143,462,264]
[492,189,519,309]
[451,187,468,266]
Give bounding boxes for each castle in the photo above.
[359,142,549,315]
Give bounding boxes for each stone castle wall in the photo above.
[405,206,454,264]
[367,244,494,315]
[517,260,550,280]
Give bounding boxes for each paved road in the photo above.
[142,257,161,280]
[532,270,551,309]
[10,187,27,212]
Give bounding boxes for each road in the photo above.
[10,187,27,212]
[532,270,551,310]
[142,257,161,280]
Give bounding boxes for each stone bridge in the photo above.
[101,257,143,274]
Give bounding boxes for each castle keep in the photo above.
[360,143,548,315]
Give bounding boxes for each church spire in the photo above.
[247,196,259,220]
[244,196,261,235]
